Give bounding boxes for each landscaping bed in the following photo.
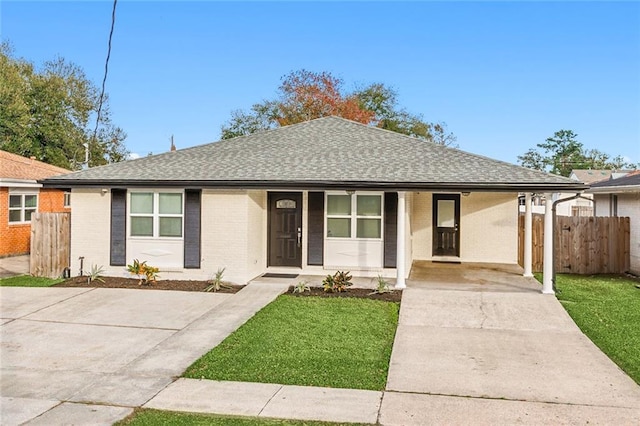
[287,285,401,302]
[55,276,244,293]
[51,276,402,301]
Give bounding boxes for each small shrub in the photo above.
[127,259,159,285]
[205,267,229,292]
[370,275,391,295]
[87,264,105,284]
[293,280,310,293]
[323,270,352,293]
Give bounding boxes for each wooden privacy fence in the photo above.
[518,214,630,274]
[30,212,71,278]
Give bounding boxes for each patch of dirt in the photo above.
[287,286,402,302]
[55,276,243,293]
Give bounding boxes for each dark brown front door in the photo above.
[432,194,460,257]
[268,192,303,267]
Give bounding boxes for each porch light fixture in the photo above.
[346,190,355,195]
[462,192,470,196]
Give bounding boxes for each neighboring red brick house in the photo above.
[0,150,71,257]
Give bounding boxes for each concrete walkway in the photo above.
[0,255,30,279]
[0,282,288,425]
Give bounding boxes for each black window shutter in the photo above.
[110,189,127,266]
[307,192,324,266]
[184,189,201,268]
[384,192,398,268]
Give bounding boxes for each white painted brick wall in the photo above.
[200,190,252,284]
[69,188,116,277]
[411,192,433,259]
[460,192,518,263]
[246,190,266,280]
[410,192,518,264]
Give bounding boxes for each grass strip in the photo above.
[115,409,364,426]
[553,274,640,384]
[0,275,63,287]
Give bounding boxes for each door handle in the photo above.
[297,227,302,247]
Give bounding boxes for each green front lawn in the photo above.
[116,409,362,426]
[0,275,63,287]
[184,295,399,391]
[554,274,640,384]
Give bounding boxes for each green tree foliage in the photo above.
[518,130,637,177]
[0,43,128,170]
[221,69,456,146]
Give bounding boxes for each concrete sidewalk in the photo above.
[1,282,289,425]
[146,379,382,424]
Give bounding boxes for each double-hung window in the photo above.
[326,192,382,239]
[9,193,38,223]
[130,192,183,238]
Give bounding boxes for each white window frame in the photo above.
[8,192,39,224]
[325,191,384,240]
[63,192,71,207]
[128,190,184,239]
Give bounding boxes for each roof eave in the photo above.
[41,178,587,192]
[587,185,640,194]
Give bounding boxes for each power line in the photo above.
[88,0,118,167]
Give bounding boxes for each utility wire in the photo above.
[90,0,118,164]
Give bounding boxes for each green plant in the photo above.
[370,275,391,295]
[293,280,310,293]
[322,270,352,293]
[87,264,105,284]
[127,259,159,285]
[205,267,229,292]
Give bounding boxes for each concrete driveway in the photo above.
[0,283,288,425]
[0,255,30,279]
[381,262,640,425]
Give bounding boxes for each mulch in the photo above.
[55,276,243,293]
[286,286,402,302]
[54,276,402,301]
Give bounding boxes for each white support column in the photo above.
[542,192,554,294]
[395,191,406,289]
[523,193,533,277]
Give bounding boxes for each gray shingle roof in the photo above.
[570,169,633,184]
[588,171,640,189]
[44,116,584,191]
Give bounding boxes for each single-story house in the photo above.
[42,117,585,290]
[588,171,640,275]
[1,150,71,257]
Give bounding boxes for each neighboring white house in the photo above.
[588,172,640,275]
[518,169,633,216]
[42,117,584,287]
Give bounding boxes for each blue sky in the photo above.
[2,1,639,165]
